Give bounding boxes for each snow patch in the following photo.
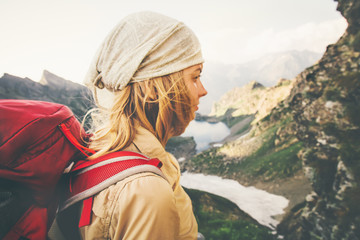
[181,172,289,229]
[178,157,186,162]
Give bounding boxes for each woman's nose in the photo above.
[198,81,208,98]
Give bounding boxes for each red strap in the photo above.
[61,152,164,229]
[59,123,96,157]
[71,151,152,171]
[69,158,160,197]
[148,158,163,168]
[78,197,93,228]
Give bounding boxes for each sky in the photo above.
[0,0,347,84]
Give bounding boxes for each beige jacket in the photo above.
[80,127,198,240]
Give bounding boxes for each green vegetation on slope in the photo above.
[185,188,277,240]
[186,119,303,183]
[219,113,251,128]
[240,129,303,180]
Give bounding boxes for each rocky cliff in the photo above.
[184,3,359,238]
[0,70,94,119]
[276,0,360,239]
[166,136,197,161]
[184,75,311,212]
[210,78,294,123]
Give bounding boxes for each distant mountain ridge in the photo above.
[209,79,294,123]
[199,50,322,114]
[0,70,94,119]
[241,50,322,86]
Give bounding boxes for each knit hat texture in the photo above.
[84,11,204,91]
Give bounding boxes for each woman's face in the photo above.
[183,64,208,119]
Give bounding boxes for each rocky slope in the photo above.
[195,0,359,238]
[276,0,360,239]
[184,4,359,239]
[0,70,94,119]
[165,136,197,161]
[183,71,314,215]
[210,78,294,123]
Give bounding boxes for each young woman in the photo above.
[77,11,207,239]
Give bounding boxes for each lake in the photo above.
[182,120,230,152]
[180,121,288,230]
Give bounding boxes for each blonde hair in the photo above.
[87,71,192,159]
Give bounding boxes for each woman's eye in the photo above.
[194,75,201,81]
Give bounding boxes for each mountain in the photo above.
[165,136,197,161]
[241,50,322,86]
[183,99,312,217]
[199,50,322,114]
[0,70,94,119]
[185,0,360,239]
[276,0,360,238]
[209,79,294,123]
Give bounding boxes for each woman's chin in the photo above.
[190,112,196,121]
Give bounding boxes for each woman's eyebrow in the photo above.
[191,70,201,77]
[194,67,202,73]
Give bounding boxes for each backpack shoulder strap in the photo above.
[59,151,166,227]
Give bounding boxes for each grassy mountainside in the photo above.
[185,188,277,240]
[183,110,312,213]
[183,76,312,212]
[165,136,197,161]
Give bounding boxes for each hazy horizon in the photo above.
[1,0,347,83]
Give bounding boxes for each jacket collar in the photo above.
[132,127,180,189]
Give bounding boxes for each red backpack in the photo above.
[0,99,164,240]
